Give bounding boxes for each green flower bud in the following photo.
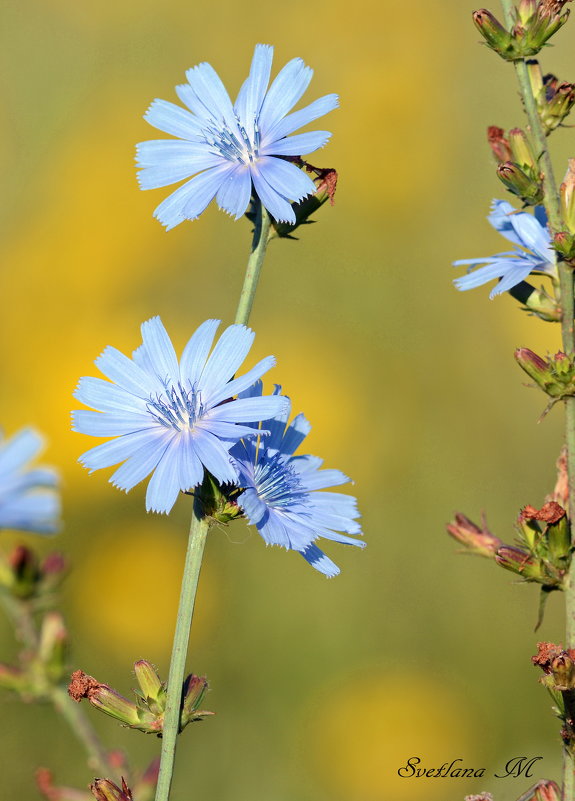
[553,231,575,260]
[180,674,213,729]
[495,545,546,580]
[514,348,575,398]
[508,127,538,170]
[497,161,544,204]
[561,160,575,233]
[473,9,514,55]
[134,660,165,715]
[38,612,68,684]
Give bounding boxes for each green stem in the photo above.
[234,199,273,326]
[50,685,110,776]
[500,2,575,796]
[154,509,209,801]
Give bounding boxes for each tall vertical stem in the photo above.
[235,199,273,326]
[154,510,209,801]
[500,3,575,796]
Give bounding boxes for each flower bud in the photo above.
[553,231,575,260]
[487,126,513,163]
[90,778,132,801]
[134,660,165,714]
[515,348,575,398]
[181,674,213,729]
[551,652,575,690]
[465,794,493,801]
[508,282,561,322]
[497,161,544,204]
[446,512,503,557]
[38,612,68,683]
[533,779,562,801]
[68,669,151,729]
[473,9,514,54]
[508,128,538,171]
[0,663,28,693]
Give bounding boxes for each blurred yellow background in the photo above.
[1,1,574,799]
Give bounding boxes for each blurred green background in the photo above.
[1,1,574,799]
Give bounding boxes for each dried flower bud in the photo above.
[533,779,562,801]
[547,447,569,508]
[487,126,513,163]
[68,670,151,730]
[446,512,503,557]
[465,794,493,801]
[90,778,132,801]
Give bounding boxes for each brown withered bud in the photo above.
[68,669,102,702]
[446,512,503,557]
[487,126,513,162]
[465,794,493,801]
[532,641,575,672]
[522,501,566,524]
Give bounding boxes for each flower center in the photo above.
[204,116,260,165]
[146,382,204,431]
[253,453,308,509]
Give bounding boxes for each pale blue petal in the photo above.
[154,164,233,230]
[259,511,291,546]
[0,467,58,496]
[145,438,182,513]
[251,168,295,224]
[259,58,313,133]
[208,395,288,423]
[192,430,238,484]
[185,63,241,136]
[180,319,221,386]
[138,160,221,191]
[235,44,273,138]
[280,413,311,455]
[300,543,340,577]
[140,317,180,384]
[176,432,204,490]
[203,356,276,407]
[199,325,255,397]
[488,200,524,248]
[0,429,42,477]
[510,211,552,261]
[454,259,532,291]
[79,430,164,471]
[263,94,339,143]
[490,265,535,297]
[216,165,252,219]
[136,140,217,167]
[256,156,316,202]
[110,434,172,492]
[0,495,60,534]
[74,377,147,413]
[299,469,349,491]
[95,346,161,397]
[261,131,331,157]
[144,98,204,140]
[237,486,268,526]
[196,420,262,439]
[72,410,154,437]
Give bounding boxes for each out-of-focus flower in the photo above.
[229,382,363,577]
[453,199,556,297]
[72,317,287,514]
[136,44,338,228]
[0,428,59,534]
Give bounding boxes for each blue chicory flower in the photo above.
[229,383,363,577]
[137,44,338,229]
[0,428,60,534]
[72,317,288,514]
[453,199,556,298]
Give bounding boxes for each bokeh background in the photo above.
[1,1,574,799]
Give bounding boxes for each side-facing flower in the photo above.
[0,428,60,534]
[137,44,338,229]
[229,383,363,577]
[72,317,288,514]
[453,199,556,297]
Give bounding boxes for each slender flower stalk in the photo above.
[499,0,575,795]
[51,685,110,776]
[154,508,209,801]
[234,199,273,326]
